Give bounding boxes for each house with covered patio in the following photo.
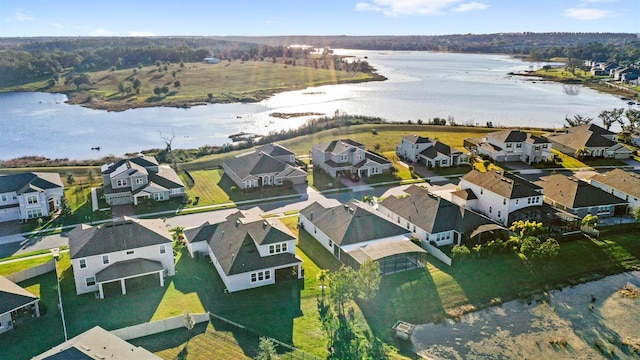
[299,199,427,274]
[0,275,40,335]
[69,217,175,299]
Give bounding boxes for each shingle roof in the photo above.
[69,217,172,259]
[488,129,528,143]
[101,155,158,175]
[402,135,434,144]
[590,169,640,198]
[419,141,461,159]
[314,139,364,154]
[0,172,63,194]
[147,165,185,189]
[224,152,304,180]
[255,143,295,157]
[546,130,616,149]
[461,170,542,199]
[0,275,38,315]
[95,258,164,283]
[535,174,627,209]
[184,222,219,244]
[300,199,409,247]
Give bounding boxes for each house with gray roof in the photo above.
[395,135,469,168]
[184,210,302,292]
[455,170,544,226]
[589,169,640,212]
[32,326,161,359]
[535,173,628,218]
[0,275,40,335]
[100,155,185,206]
[545,124,632,159]
[223,145,307,190]
[311,139,391,178]
[464,129,552,164]
[378,185,506,249]
[299,199,426,274]
[0,172,63,223]
[69,217,175,299]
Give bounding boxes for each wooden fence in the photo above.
[5,259,55,283]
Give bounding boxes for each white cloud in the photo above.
[90,28,117,36]
[355,0,463,16]
[129,31,155,36]
[452,2,489,12]
[563,7,611,20]
[14,11,33,21]
[580,0,617,3]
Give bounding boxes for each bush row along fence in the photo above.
[423,241,452,266]
[209,312,323,360]
[5,259,55,283]
[111,312,210,340]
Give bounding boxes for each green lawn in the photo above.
[0,256,54,276]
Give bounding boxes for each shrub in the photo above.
[451,244,471,259]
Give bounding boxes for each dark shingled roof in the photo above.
[314,139,364,154]
[488,129,528,143]
[69,217,172,259]
[224,152,305,179]
[461,170,542,199]
[590,169,640,198]
[402,135,434,144]
[0,275,38,315]
[546,130,616,149]
[95,258,164,283]
[205,212,301,276]
[255,143,295,157]
[300,199,409,247]
[101,155,158,175]
[0,172,62,194]
[379,185,500,235]
[535,174,628,209]
[147,166,185,189]
[419,141,461,159]
[184,222,219,244]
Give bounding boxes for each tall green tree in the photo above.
[255,337,279,360]
[328,266,356,316]
[598,108,624,130]
[355,259,381,301]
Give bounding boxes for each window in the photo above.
[506,143,512,148]
[516,143,522,148]
[27,195,38,204]
[251,270,271,283]
[328,240,333,248]
[413,225,416,232]
[340,155,347,161]
[480,189,484,195]
[498,210,501,218]
[160,245,166,254]
[534,146,540,151]
[27,209,43,219]
[12,194,17,200]
[102,255,109,265]
[154,192,166,201]
[543,144,549,149]
[135,178,144,185]
[528,198,531,204]
[86,276,96,287]
[269,243,288,254]
[503,198,506,205]
[126,250,134,255]
[79,259,87,269]
[116,179,127,187]
[489,206,492,213]
[1,194,6,202]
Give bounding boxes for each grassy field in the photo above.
[0,256,54,276]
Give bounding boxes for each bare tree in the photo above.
[159,129,175,153]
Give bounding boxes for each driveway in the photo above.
[111,204,133,218]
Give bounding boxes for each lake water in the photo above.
[0,50,631,160]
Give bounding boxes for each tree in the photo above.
[117,81,125,94]
[355,259,381,301]
[47,78,56,88]
[317,269,329,298]
[183,311,195,333]
[153,86,162,96]
[71,73,90,90]
[509,220,543,239]
[170,226,185,243]
[361,195,374,206]
[161,85,170,94]
[255,337,279,360]
[174,80,181,89]
[373,143,381,152]
[574,147,588,160]
[60,197,72,216]
[581,214,598,228]
[66,174,75,186]
[565,114,592,127]
[633,206,640,222]
[625,109,640,131]
[598,108,624,130]
[328,266,356,316]
[451,244,471,259]
[132,78,141,92]
[87,169,95,183]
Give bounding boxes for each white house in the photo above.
[454,170,544,226]
[184,210,302,293]
[0,276,40,335]
[311,139,391,178]
[589,169,640,213]
[101,155,185,206]
[465,129,552,164]
[378,185,505,248]
[69,217,175,299]
[299,199,427,274]
[0,172,63,223]
[395,135,469,168]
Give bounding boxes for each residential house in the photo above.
[535,173,628,218]
[69,217,175,299]
[464,129,552,164]
[299,199,427,274]
[395,135,469,167]
[183,210,302,292]
[545,124,632,159]
[0,275,40,335]
[378,185,506,248]
[0,172,63,223]
[222,145,307,190]
[311,139,391,178]
[454,170,544,226]
[589,169,640,212]
[101,155,185,206]
[32,326,161,359]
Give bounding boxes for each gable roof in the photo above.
[535,173,627,209]
[571,123,616,137]
[590,169,640,198]
[487,129,528,143]
[300,199,409,247]
[379,185,500,234]
[546,130,616,149]
[224,152,304,179]
[0,275,38,315]
[69,217,172,259]
[205,212,300,276]
[419,141,461,159]
[314,139,364,154]
[255,143,295,157]
[147,165,185,189]
[461,170,542,199]
[33,326,161,360]
[184,221,219,244]
[0,172,63,194]
[402,135,434,144]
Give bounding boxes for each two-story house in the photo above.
[545,124,632,159]
[0,172,63,223]
[0,275,40,335]
[311,139,391,178]
[101,155,185,206]
[395,135,469,168]
[299,199,426,274]
[69,217,175,299]
[464,129,552,164]
[453,170,544,226]
[222,144,307,190]
[589,169,640,213]
[183,210,302,292]
[378,185,506,248]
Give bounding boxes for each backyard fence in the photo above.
[5,259,55,283]
[209,313,322,360]
[111,312,209,340]
[423,242,452,266]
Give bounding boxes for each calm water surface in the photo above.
[0,50,631,160]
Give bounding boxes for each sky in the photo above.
[1,0,638,37]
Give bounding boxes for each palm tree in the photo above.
[317,269,329,299]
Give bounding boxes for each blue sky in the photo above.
[1,0,638,37]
